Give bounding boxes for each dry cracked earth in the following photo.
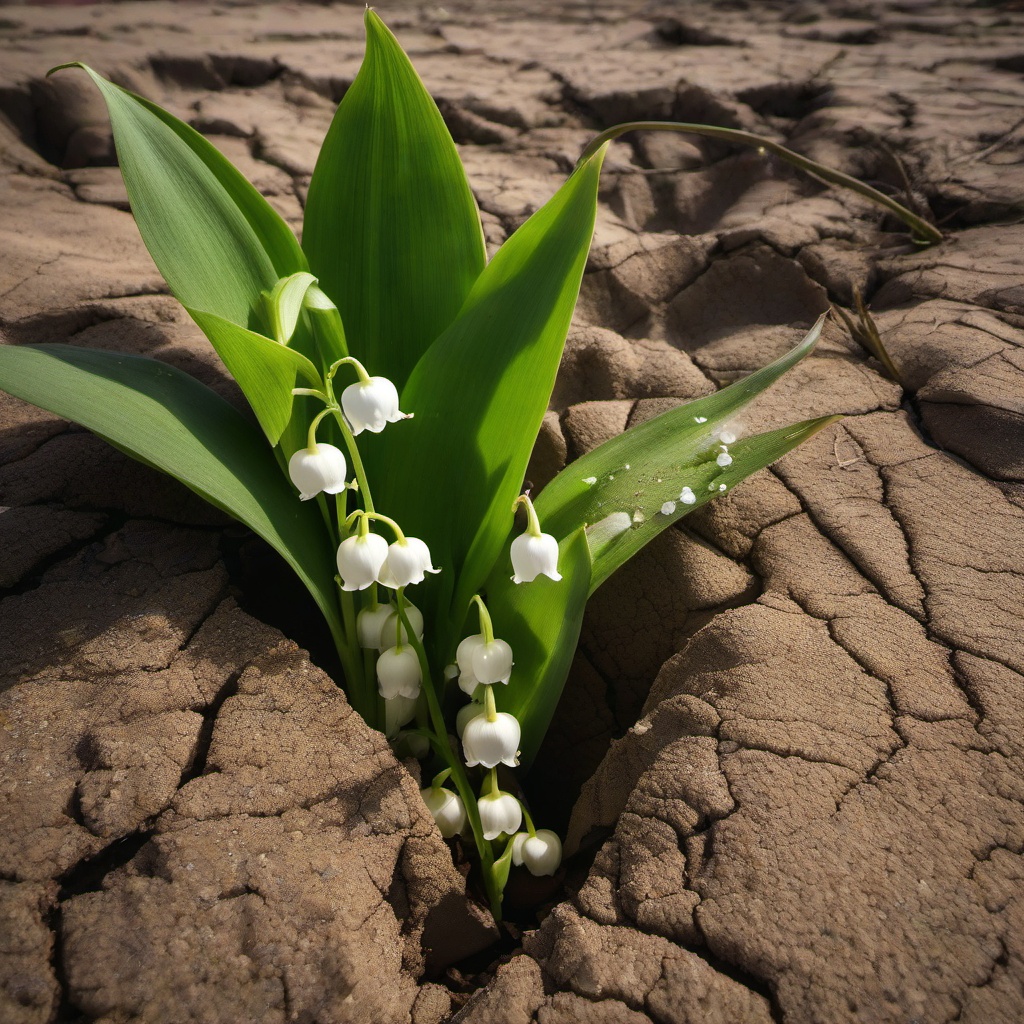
[2,1,1023,1022]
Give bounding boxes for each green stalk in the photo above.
[395,592,503,920]
[577,120,942,245]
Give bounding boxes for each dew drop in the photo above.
[632,509,644,523]
[660,500,677,515]
[680,486,695,505]
[718,483,727,492]
[695,416,708,424]
[583,476,597,485]
[716,452,733,467]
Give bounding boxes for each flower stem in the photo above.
[512,493,543,537]
[329,408,375,514]
[576,120,943,245]
[327,355,373,384]
[520,801,537,837]
[306,408,332,452]
[483,683,498,723]
[395,592,503,920]
[470,594,495,644]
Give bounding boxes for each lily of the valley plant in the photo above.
[0,12,938,919]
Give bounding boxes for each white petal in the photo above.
[379,536,438,589]
[471,638,513,685]
[341,377,403,435]
[456,702,484,737]
[477,792,522,841]
[420,787,466,839]
[520,829,562,876]
[462,712,520,768]
[456,634,485,692]
[383,693,418,737]
[337,533,388,591]
[510,532,562,584]
[376,646,422,699]
[378,602,424,650]
[511,832,529,867]
[288,444,347,500]
[357,604,393,649]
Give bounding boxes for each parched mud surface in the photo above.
[2,2,1023,1022]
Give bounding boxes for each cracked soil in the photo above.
[2,1,1023,1022]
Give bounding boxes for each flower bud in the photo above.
[341,376,405,434]
[510,531,562,584]
[420,786,466,839]
[376,646,422,699]
[378,601,424,650]
[477,790,522,841]
[462,712,520,769]
[377,537,439,589]
[511,829,563,876]
[357,604,393,649]
[288,443,347,501]
[471,638,513,685]
[382,693,418,737]
[337,533,388,592]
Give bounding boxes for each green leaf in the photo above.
[584,415,841,593]
[0,345,342,641]
[486,527,592,771]
[378,147,608,647]
[186,309,323,446]
[263,272,319,344]
[54,64,307,330]
[302,10,486,388]
[534,314,836,591]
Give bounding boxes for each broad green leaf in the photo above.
[378,147,608,649]
[302,10,486,388]
[0,345,342,642]
[55,64,306,330]
[486,527,591,771]
[187,309,323,446]
[582,415,841,592]
[535,315,835,591]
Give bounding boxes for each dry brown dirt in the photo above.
[2,1,1023,1022]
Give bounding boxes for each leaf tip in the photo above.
[46,61,86,79]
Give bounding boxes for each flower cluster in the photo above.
[285,336,563,899]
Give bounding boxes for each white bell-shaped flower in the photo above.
[378,601,424,650]
[510,532,562,584]
[420,786,466,839]
[382,693,418,737]
[511,829,563,876]
[337,532,388,592]
[377,537,439,589]
[477,790,522,841]
[471,638,513,685]
[462,712,520,768]
[341,376,405,435]
[456,634,485,694]
[456,702,484,737]
[288,443,347,501]
[357,604,393,649]
[376,645,422,699]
